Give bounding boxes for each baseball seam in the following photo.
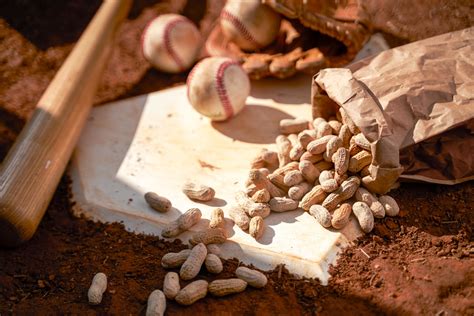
[220,10,262,49]
[215,60,240,120]
[140,18,154,60]
[186,59,201,101]
[163,17,188,71]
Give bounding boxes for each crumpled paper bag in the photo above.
[311,27,474,194]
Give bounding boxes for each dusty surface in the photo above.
[0,1,473,315]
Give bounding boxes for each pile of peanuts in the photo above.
[148,243,267,314]
[241,107,400,235]
[86,243,267,315]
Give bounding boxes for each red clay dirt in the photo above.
[0,1,473,315]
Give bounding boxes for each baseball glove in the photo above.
[203,0,472,79]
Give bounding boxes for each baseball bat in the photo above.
[0,0,132,247]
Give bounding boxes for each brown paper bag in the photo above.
[311,27,474,194]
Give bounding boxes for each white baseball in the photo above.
[187,57,250,121]
[220,0,281,51]
[142,14,202,73]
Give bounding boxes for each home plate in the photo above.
[69,74,363,284]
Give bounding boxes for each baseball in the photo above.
[187,57,250,121]
[142,14,202,73]
[220,0,281,51]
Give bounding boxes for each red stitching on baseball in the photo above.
[216,60,241,120]
[140,18,155,59]
[220,10,262,48]
[163,17,188,71]
[186,59,203,101]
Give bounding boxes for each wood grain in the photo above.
[0,0,132,246]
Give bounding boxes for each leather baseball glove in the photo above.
[203,0,472,79]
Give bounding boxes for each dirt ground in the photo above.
[0,1,473,315]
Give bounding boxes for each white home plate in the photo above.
[69,74,363,284]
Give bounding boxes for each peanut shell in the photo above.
[175,280,208,305]
[309,204,332,228]
[208,279,247,297]
[235,267,267,288]
[180,243,207,280]
[144,192,172,213]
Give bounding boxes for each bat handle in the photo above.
[0,0,132,247]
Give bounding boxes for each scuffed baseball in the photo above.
[220,0,281,51]
[187,57,250,121]
[142,14,202,73]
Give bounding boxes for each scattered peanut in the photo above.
[332,147,349,175]
[338,124,352,148]
[314,160,333,172]
[252,188,271,203]
[307,135,337,155]
[209,208,225,229]
[298,160,319,183]
[228,206,250,231]
[163,272,180,300]
[355,187,385,218]
[267,173,290,192]
[298,130,316,149]
[272,161,299,176]
[235,190,271,218]
[249,169,285,198]
[162,208,202,238]
[326,136,342,161]
[182,181,215,201]
[328,120,342,135]
[283,170,304,186]
[321,179,339,193]
[279,118,309,134]
[312,117,327,130]
[289,143,305,161]
[319,170,334,184]
[262,150,279,169]
[189,228,227,245]
[348,142,363,156]
[276,135,292,167]
[269,197,298,212]
[322,176,360,211]
[352,201,374,233]
[208,279,247,297]
[353,133,371,151]
[331,203,352,229]
[316,121,332,138]
[348,150,372,173]
[245,183,258,197]
[144,192,172,213]
[161,249,191,268]
[288,182,312,201]
[206,244,221,257]
[309,205,332,228]
[146,290,166,316]
[205,254,223,274]
[87,272,107,305]
[370,201,386,219]
[249,216,265,239]
[180,243,207,280]
[235,267,267,288]
[175,280,208,305]
[300,185,327,211]
[300,151,323,163]
[378,195,400,216]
